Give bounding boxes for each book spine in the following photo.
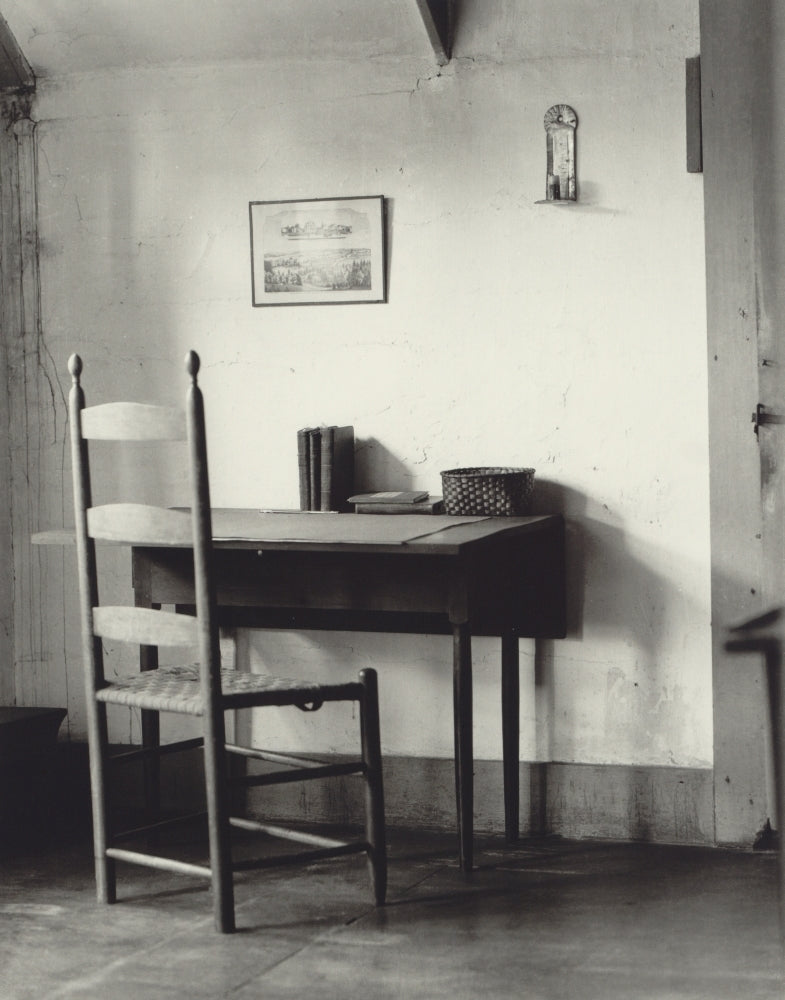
[320,425,335,511]
[297,428,311,511]
[347,491,428,504]
[354,501,445,515]
[332,425,355,512]
[308,428,321,511]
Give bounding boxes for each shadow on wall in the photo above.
[353,436,412,493]
[528,478,714,840]
[531,477,706,656]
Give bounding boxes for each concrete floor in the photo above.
[1,825,783,1000]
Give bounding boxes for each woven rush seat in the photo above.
[96,666,357,715]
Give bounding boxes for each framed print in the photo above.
[249,195,386,306]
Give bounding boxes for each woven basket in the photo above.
[440,467,535,516]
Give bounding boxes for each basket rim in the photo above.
[440,467,535,477]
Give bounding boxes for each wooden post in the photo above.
[414,0,453,65]
[686,56,703,173]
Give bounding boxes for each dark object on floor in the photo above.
[0,706,66,750]
[754,818,780,852]
[0,706,66,846]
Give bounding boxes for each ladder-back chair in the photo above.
[68,350,386,933]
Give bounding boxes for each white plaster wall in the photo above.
[25,0,710,767]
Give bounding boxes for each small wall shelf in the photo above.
[533,199,578,206]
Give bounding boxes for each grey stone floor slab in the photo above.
[0,829,782,999]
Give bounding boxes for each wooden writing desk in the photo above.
[132,510,566,871]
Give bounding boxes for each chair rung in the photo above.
[112,809,208,843]
[229,816,350,849]
[110,737,204,763]
[105,847,212,880]
[232,841,369,873]
[235,761,365,788]
[225,743,324,768]
[223,683,362,711]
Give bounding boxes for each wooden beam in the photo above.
[0,14,33,90]
[415,0,453,66]
[686,55,702,173]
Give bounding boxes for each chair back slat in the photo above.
[92,605,199,646]
[87,503,193,546]
[80,401,186,441]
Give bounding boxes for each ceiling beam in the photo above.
[0,14,33,91]
[414,0,453,66]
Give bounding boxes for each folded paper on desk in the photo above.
[211,510,484,545]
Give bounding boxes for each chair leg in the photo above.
[359,668,387,906]
[87,699,116,904]
[202,711,236,933]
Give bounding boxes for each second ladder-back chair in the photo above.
[68,350,386,933]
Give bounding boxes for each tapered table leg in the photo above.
[453,622,473,872]
[140,612,160,836]
[501,630,520,841]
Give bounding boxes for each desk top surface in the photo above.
[33,509,562,556]
[211,510,561,554]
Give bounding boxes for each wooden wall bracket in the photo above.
[415,0,453,66]
[686,56,703,173]
[0,13,34,91]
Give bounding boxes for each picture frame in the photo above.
[249,195,386,307]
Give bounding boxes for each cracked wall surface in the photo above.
[1,93,70,717]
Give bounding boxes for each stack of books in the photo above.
[348,491,445,515]
[297,425,355,512]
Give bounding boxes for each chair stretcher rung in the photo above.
[225,743,324,768]
[110,737,204,763]
[234,760,365,788]
[229,816,350,848]
[232,841,369,873]
[105,847,212,879]
[113,809,208,843]
[222,683,362,710]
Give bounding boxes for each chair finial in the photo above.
[185,350,200,382]
[68,354,83,383]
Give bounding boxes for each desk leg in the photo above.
[501,631,520,842]
[453,622,473,872]
[134,555,161,826]
[140,617,160,832]
[230,629,252,815]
